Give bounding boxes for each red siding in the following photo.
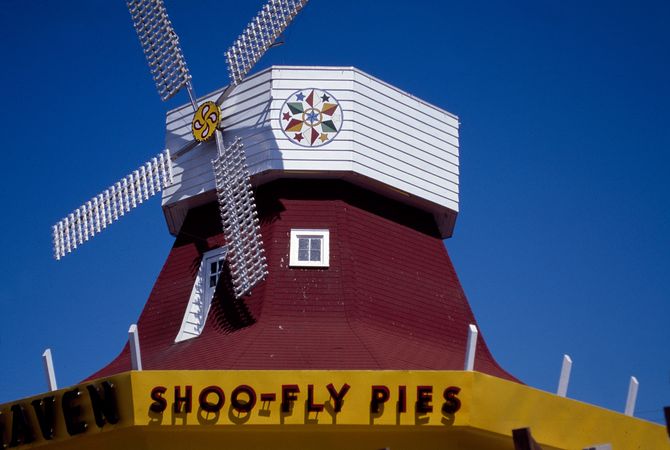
[88,180,517,382]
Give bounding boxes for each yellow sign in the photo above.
[0,373,131,448]
[191,101,221,142]
[1,370,667,450]
[137,370,464,427]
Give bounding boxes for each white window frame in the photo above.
[175,246,227,342]
[289,229,330,268]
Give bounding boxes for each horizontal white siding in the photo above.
[162,66,460,237]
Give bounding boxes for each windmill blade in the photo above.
[225,0,309,86]
[52,150,172,260]
[126,0,195,104]
[212,133,268,298]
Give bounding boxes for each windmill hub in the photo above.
[191,101,222,142]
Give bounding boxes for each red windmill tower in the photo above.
[88,66,512,379]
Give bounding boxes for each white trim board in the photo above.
[175,246,227,343]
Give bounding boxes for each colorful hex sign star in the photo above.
[280,89,343,147]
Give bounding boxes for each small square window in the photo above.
[289,229,329,267]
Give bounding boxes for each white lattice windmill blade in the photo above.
[126,0,197,107]
[224,0,309,88]
[212,135,268,298]
[52,150,173,260]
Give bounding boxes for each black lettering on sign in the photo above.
[10,404,35,447]
[306,385,324,413]
[281,385,300,413]
[231,385,256,413]
[326,383,350,413]
[415,386,433,414]
[174,386,192,414]
[31,396,56,440]
[149,386,167,413]
[87,381,120,427]
[260,393,276,403]
[398,385,407,413]
[198,386,225,413]
[442,386,461,414]
[62,388,87,436]
[370,385,390,414]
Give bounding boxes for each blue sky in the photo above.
[1,0,668,425]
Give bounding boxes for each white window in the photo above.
[289,229,329,267]
[207,257,225,293]
[175,246,227,342]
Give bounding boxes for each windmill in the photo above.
[51,0,309,298]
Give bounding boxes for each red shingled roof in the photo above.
[88,180,517,382]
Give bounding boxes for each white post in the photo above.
[128,324,143,371]
[464,324,478,371]
[42,348,58,391]
[624,376,639,416]
[556,354,572,397]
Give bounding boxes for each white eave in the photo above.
[161,66,460,238]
